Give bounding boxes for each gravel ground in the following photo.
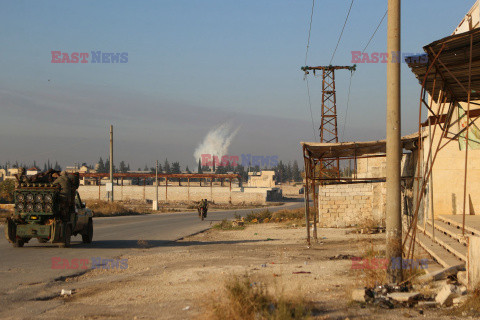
[7,223,468,320]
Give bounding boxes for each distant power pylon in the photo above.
[302,65,356,178]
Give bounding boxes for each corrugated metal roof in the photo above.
[406,28,480,103]
[301,133,419,160]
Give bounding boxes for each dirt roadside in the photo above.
[15,224,461,320]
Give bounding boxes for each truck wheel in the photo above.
[59,225,71,248]
[82,219,93,244]
[13,239,25,247]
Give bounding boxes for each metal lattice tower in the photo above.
[302,65,356,178]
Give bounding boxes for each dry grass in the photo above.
[353,217,385,234]
[452,289,480,317]
[356,241,388,288]
[200,275,313,320]
[214,208,307,231]
[244,208,307,224]
[213,219,245,231]
[85,200,146,217]
[351,239,427,290]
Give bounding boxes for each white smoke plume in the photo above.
[194,123,239,165]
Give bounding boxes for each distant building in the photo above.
[65,165,94,174]
[26,167,41,176]
[7,168,20,176]
[247,170,276,188]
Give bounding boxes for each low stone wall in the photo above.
[318,182,386,228]
[78,185,269,205]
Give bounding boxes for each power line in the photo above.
[362,9,388,53]
[329,0,355,65]
[304,0,317,141]
[341,8,387,140]
[304,0,315,65]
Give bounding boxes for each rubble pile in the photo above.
[352,265,470,309]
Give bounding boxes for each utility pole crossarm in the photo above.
[301,65,356,73]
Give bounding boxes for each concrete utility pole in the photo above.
[386,0,402,282]
[155,160,159,210]
[109,125,114,202]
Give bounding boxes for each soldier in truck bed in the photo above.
[52,171,73,219]
[28,169,61,184]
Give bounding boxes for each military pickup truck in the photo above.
[4,170,93,248]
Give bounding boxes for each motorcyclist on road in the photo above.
[197,199,208,219]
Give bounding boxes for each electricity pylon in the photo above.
[301,65,356,178]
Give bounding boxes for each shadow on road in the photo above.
[69,238,277,249]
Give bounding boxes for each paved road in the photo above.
[0,202,303,296]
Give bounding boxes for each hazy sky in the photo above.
[0,1,475,170]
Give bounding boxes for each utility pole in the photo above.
[386,0,402,282]
[301,65,356,178]
[109,125,114,202]
[155,160,159,210]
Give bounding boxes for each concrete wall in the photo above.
[423,127,480,217]
[422,101,480,218]
[78,185,269,204]
[318,182,386,228]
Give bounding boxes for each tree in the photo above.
[216,165,227,174]
[274,161,287,183]
[144,164,149,172]
[104,158,116,173]
[285,162,293,182]
[119,161,128,173]
[292,160,302,182]
[171,162,181,174]
[197,159,203,174]
[97,157,106,173]
[164,159,171,174]
[225,162,234,173]
[186,166,191,174]
[43,163,47,172]
[54,161,61,171]
[235,164,248,183]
